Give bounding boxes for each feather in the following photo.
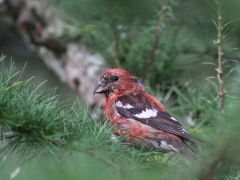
[94,68,204,156]
[115,91,204,145]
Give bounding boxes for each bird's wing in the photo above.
[115,91,203,144]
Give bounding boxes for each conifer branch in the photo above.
[144,0,170,78]
[199,150,225,180]
[85,148,122,174]
[199,132,240,180]
[50,140,122,173]
[215,3,225,111]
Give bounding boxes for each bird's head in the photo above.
[93,68,144,98]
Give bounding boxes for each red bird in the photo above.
[94,68,203,156]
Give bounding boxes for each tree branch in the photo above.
[49,141,122,173]
[143,0,170,79]
[216,3,225,111]
[0,0,106,108]
[85,148,122,174]
[199,150,225,180]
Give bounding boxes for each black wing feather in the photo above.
[115,92,203,144]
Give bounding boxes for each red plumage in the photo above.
[94,68,203,156]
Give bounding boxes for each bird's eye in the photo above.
[112,76,119,82]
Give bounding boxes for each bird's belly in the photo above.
[110,116,183,153]
[111,117,166,149]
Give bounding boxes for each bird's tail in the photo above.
[156,137,198,158]
[179,142,198,158]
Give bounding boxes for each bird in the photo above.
[93,68,203,156]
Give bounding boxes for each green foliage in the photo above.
[51,0,240,93]
[1,0,240,179]
[51,0,191,84]
[0,53,240,179]
[0,56,165,179]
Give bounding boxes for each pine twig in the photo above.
[43,140,122,173]
[216,4,225,111]
[199,150,225,180]
[143,0,170,79]
[85,148,122,174]
[199,133,240,180]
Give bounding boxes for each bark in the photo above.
[0,0,106,108]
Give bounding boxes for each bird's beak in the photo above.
[93,80,107,94]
